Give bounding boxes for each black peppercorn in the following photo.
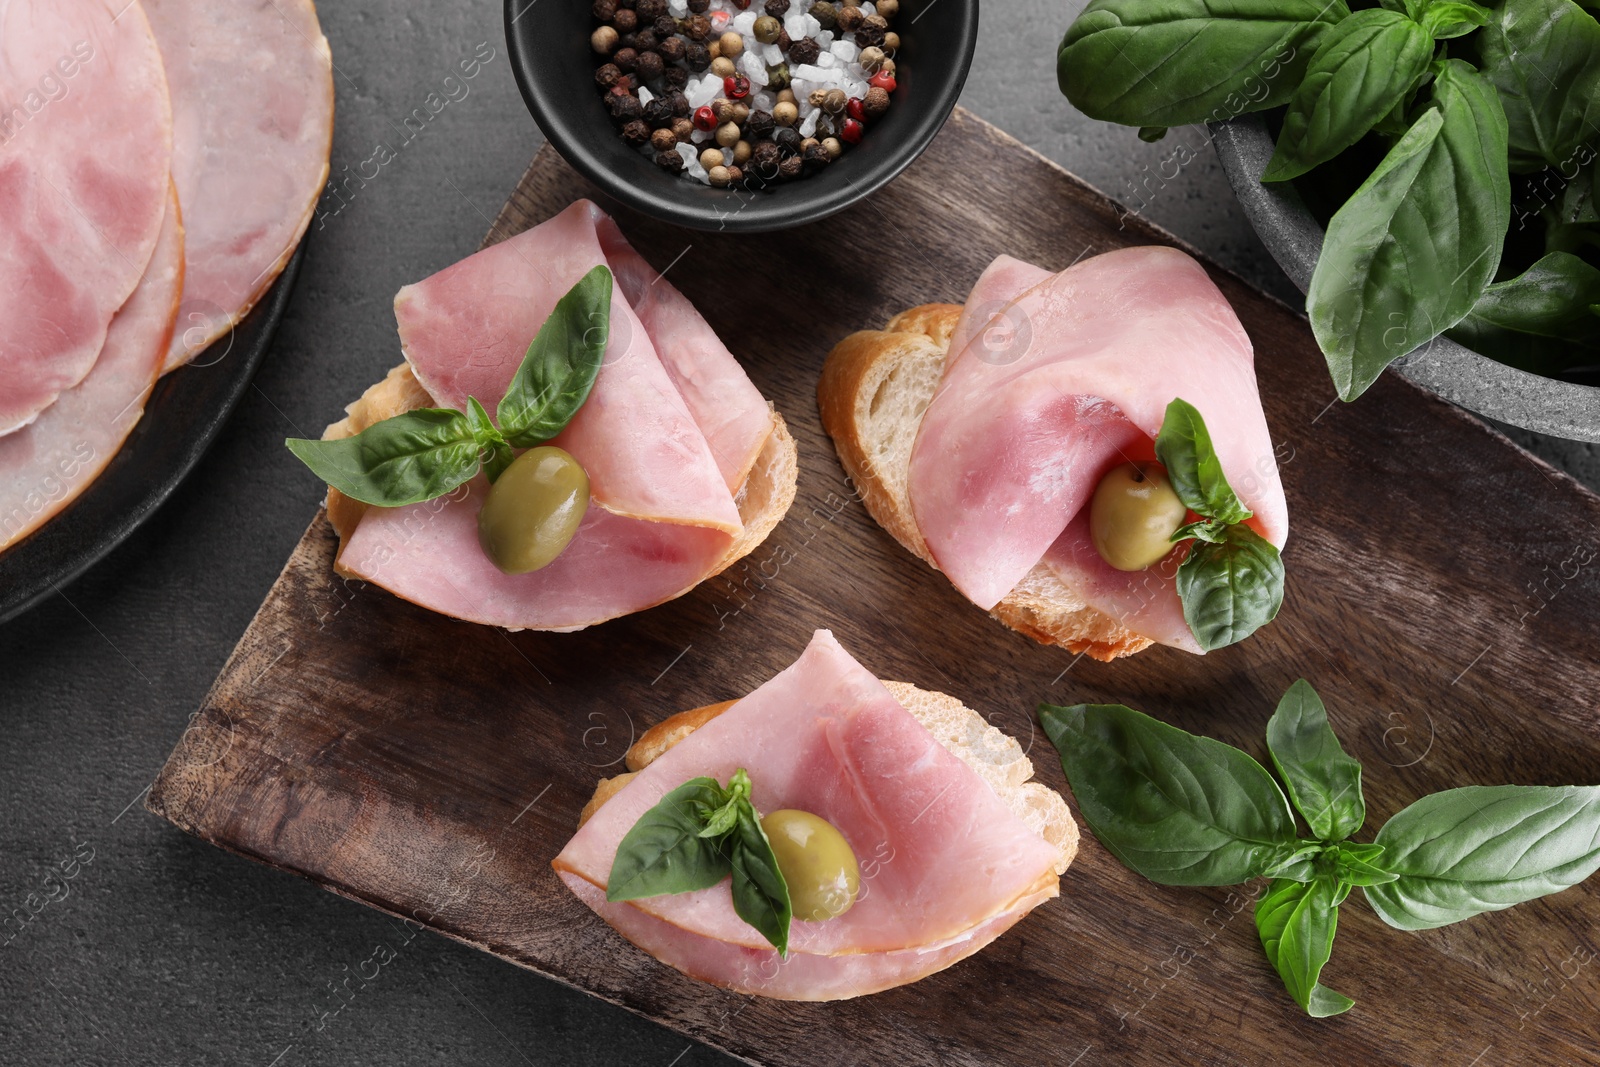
[802,141,831,167]
[657,35,686,62]
[613,8,638,31]
[764,0,790,14]
[655,149,684,171]
[632,28,658,51]
[643,94,673,125]
[773,126,801,154]
[634,49,664,81]
[778,154,804,179]
[687,0,710,11]
[835,5,863,31]
[663,65,689,90]
[685,41,711,69]
[607,91,643,122]
[751,140,782,173]
[666,89,690,116]
[682,13,711,39]
[653,14,677,36]
[621,118,651,145]
[594,62,623,88]
[744,109,776,139]
[776,28,791,51]
[786,37,820,64]
[854,13,887,47]
[613,46,639,71]
[636,0,666,19]
[594,0,618,19]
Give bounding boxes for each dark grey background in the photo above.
[3,3,1595,1065]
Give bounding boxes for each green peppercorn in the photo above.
[808,1,837,29]
[753,14,782,43]
[766,63,790,91]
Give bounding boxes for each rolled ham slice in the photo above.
[554,630,1062,997]
[908,248,1288,652]
[0,0,172,434]
[395,200,744,535]
[337,201,779,630]
[142,0,333,371]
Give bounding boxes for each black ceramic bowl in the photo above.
[506,0,979,233]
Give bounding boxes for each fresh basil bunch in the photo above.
[607,769,794,956]
[1155,398,1285,651]
[286,266,613,504]
[1041,683,1600,1017]
[1059,0,1600,397]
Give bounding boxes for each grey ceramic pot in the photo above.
[1210,112,1600,442]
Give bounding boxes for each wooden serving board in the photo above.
[149,109,1600,1065]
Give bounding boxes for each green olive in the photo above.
[476,446,589,575]
[1089,461,1188,572]
[760,809,860,922]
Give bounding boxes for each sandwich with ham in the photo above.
[291,200,797,631]
[820,246,1291,660]
[555,629,1077,1000]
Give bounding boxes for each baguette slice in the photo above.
[580,680,1078,877]
[319,361,798,594]
[818,305,1151,661]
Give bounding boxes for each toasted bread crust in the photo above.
[818,307,1151,661]
[319,362,798,624]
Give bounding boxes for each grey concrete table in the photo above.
[3,3,1595,1065]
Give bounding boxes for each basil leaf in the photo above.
[728,799,791,956]
[1153,398,1252,525]
[1255,877,1355,1017]
[1265,679,1365,841]
[1333,841,1397,887]
[1421,0,1489,38]
[1056,0,1347,128]
[1040,702,1297,885]
[1173,518,1228,544]
[1261,841,1324,882]
[606,778,732,902]
[286,408,482,507]
[1365,785,1600,930]
[697,768,751,839]
[1175,523,1285,651]
[1307,61,1511,399]
[1447,252,1600,374]
[465,397,513,484]
[1262,10,1434,183]
[1138,125,1169,142]
[497,265,612,448]
[1479,0,1600,172]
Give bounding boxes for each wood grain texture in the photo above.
[148,108,1600,1066]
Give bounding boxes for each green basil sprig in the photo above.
[1057,0,1348,129]
[1041,682,1600,1018]
[1153,398,1285,651]
[1307,60,1510,400]
[1262,9,1434,183]
[1479,0,1600,173]
[286,266,612,506]
[606,768,794,956]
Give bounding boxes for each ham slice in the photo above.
[595,216,773,491]
[395,200,743,535]
[908,248,1288,651]
[0,0,172,434]
[142,0,333,371]
[339,201,777,630]
[554,630,1061,996]
[0,184,183,551]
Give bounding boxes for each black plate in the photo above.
[0,240,309,625]
[505,0,980,233]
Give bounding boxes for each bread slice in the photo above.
[818,305,1151,662]
[579,681,1078,877]
[319,361,799,594]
